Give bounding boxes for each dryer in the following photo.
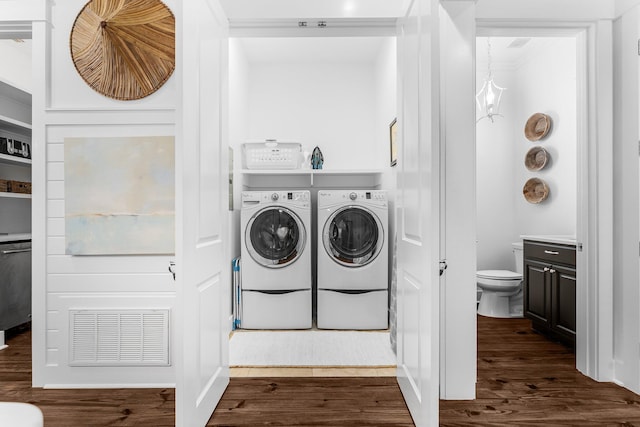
[317,190,388,330]
[240,190,312,329]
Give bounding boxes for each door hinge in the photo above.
[637,39,640,55]
[439,260,448,276]
[168,261,176,281]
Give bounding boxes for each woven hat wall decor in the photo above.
[70,0,175,101]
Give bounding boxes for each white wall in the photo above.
[373,37,397,349]
[476,38,577,271]
[375,38,397,175]
[33,0,177,387]
[476,66,517,270]
[514,39,577,237]
[0,40,32,93]
[241,52,381,170]
[228,38,250,259]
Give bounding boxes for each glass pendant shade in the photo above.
[476,74,505,123]
[476,38,506,123]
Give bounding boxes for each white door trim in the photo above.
[475,19,614,382]
[439,0,477,400]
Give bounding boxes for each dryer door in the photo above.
[246,206,306,268]
[323,206,383,267]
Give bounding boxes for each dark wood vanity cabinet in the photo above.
[523,240,576,349]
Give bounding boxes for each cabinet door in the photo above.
[550,265,576,342]
[524,259,550,325]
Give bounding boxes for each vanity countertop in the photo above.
[0,233,32,243]
[520,235,577,246]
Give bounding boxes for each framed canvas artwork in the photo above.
[64,136,175,255]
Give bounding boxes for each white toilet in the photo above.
[477,242,524,318]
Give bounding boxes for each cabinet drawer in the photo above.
[524,241,575,266]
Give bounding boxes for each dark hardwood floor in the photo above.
[209,376,413,426]
[1,317,640,426]
[0,329,175,426]
[440,316,640,426]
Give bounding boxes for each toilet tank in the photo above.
[512,242,524,274]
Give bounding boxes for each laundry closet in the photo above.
[227,35,398,354]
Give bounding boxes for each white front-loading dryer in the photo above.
[317,190,388,330]
[240,190,311,329]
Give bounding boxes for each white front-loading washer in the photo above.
[317,190,388,330]
[240,190,311,329]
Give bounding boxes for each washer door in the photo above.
[246,206,306,268]
[323,206,383,267]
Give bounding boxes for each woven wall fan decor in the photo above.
[70,0,175,101]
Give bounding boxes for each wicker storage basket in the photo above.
[8,180,31,194]
[0,179,8,192]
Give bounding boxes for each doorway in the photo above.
[474,32,579,363]
[227,35,400,373]
[0,37,33,350]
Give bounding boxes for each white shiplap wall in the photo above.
[34,0,179,387]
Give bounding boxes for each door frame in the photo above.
[0,4,44,386]
[439,0,477,400]
[474,19,614,382]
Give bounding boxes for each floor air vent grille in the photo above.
[70,309,170,366]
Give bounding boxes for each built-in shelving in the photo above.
[0,80,32,135]
[0,192,31,199]
[0,79,33,236]
[0,114,31,135]
[241,169,383,189]
[0,153,31,166]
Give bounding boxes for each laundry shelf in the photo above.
[241,169,383,189]
[0,153,31,166]
[0,114,31,134]
[0,191,31,199]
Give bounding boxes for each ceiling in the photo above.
[238,37,390,64]
[476,37,565,68]
[238,36,568,67]
[219,0,408,20]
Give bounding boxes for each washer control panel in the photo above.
[242,191,310,207]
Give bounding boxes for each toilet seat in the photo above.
[477,270,522,280]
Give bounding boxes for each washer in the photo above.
[240,190,312,329]
[317,190,388,330]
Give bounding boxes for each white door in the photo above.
[175,1,230,426]
[396,0,441,425]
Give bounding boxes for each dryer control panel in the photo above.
[317,190,387,208]
[319,190,386,201]
[347,191,386,201]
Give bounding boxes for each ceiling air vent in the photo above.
[507,38,531,49]
[70,309,170,367]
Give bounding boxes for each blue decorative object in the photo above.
[311,146,324,170]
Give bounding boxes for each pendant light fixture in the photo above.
[476,38,506,123]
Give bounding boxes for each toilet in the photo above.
[477,242,524,318]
